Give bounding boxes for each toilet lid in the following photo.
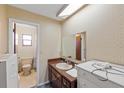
[23,64,31,68]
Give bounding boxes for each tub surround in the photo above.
[76,60,124,88]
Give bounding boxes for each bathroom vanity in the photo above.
[48,58,77,88]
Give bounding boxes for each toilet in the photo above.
[21,58,33,76]
[22,64,31,76]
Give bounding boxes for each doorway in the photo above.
[76,32,86,61]
[76,33,81,60]
[9,18,40,88]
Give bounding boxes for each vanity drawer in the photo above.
[48,66,52,81]
[77,68,121,88]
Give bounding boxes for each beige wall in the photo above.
[6,5,61,84]
[0,5,7,56]
[62,4,124,65]
[16,23,37,59]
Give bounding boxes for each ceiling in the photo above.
[9,4,66,21]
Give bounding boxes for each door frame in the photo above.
[8,18,40,87]
[81,32,86,61]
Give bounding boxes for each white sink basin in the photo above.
[56,63,72,70]
[66,68,77,78]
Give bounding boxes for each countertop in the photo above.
[76,60,124,87]
[48,59,77,82]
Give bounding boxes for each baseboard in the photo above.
[37,81,50,87]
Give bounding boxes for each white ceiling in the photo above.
[10,4,65,21]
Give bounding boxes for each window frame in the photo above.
[22,34,32,46]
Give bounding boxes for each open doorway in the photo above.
[76,33,81,60]
[9,19,40,88]
[75,32,86,61]
[14,22,37,88]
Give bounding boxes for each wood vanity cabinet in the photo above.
[48,59,77,88]
[50,67,62,88]
[62,77,71,88]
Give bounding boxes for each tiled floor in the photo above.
[19,69,37,88]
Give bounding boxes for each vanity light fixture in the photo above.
[57,4,84,19]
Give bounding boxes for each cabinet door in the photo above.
[51,69,61,88]
[62,77,71,88]
[48,65,52,82]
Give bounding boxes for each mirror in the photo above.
[62,32,86,61]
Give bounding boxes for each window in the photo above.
[22,34,32,46]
